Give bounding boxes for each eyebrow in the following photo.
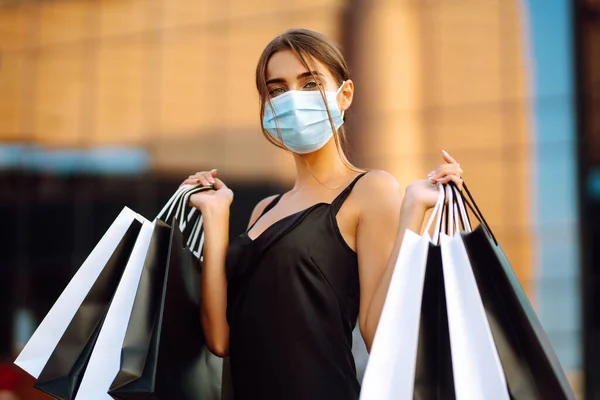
[266,71,324,86]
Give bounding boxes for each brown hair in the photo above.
[255,28,358,171]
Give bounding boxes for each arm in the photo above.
[356,175,426,351]
[197,190,278,357]
[357,152,463,351]
[183,170,233,357]
[200,204,231,357]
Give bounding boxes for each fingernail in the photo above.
[442,150,449,156]
[209,179,215,184]
[436,178,443,182]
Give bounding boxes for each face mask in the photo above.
[262,81,345,154]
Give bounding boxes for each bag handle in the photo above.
[435,184,455,243]
[445,184,458,236]
[173,186,211,261]
[452,182,498,245]
[176,186,211,232]
[156,184,212,261]
[445,182,472,233]
[156,184,212,225]
[423,183,447,245]
[156,185,188,222]
[435,183,471,238]
[423,183,444,235]
[422,182,494,243]
[452,183,471,232]
[187,215,205,261]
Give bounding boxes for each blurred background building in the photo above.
[0,0,597,398]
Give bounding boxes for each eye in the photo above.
[303,81,320,90]
[269,87,286,97]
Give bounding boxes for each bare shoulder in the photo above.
[353,169,403,205]
[247,194,280,229]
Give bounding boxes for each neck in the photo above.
[291,138,355,190]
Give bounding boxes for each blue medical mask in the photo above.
[262,81,345,154]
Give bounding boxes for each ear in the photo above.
[338,79,354,113]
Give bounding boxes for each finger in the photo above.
[442,149,458,164]
[212,178,227,190]
[454,177,464,191]
[436,175,462,187]
[195,173,212,186]
[184,173,202,183]
[437,163,462,174]
[430,166,462,182]
[181,178,200,186]
[205,172,216,184]
[198,172,215,185]
[435,175,455,184]
[184,171,216,186]
[427,166,452,180]
[444,175,463,189]
[181,179,198,187]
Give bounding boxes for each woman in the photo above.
[181,29,463,399]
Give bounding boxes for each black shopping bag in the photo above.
[107,220,172,397]
[109,216,221,399]
[33,218,142,400]
[458,184,576,400]
[413,243,455,400]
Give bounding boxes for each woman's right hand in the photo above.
[182,169,231,356]
[180,169,234,214]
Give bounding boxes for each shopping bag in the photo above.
[16,183,212,400]
[73,184,212,400]
[66,183,212,400]
[33,213,148,400]
[361,183,575,400]
[456,184,576,400]
[412,241,455,400]
[360,230,429,398]
[109,184,222,399]
[106,218,171,398]
[15,207,142,383]
[440,185,509,400]
[74,219,157,399]
[108,216,217,399]
[361,185,445,399]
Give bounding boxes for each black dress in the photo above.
[225,172,368,399]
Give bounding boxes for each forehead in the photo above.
[266,49,334,81]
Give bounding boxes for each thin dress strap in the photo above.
[247,194,282,231]
[331,172,368,215]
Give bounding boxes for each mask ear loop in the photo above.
[336,80,346,119]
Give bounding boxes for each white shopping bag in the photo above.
[440,185,509,400]
[74,218,154,400]
[360,230,429,399]
[360,185,446,400]
[14,207,144,378]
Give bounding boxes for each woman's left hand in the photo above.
[404,150,463,210]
